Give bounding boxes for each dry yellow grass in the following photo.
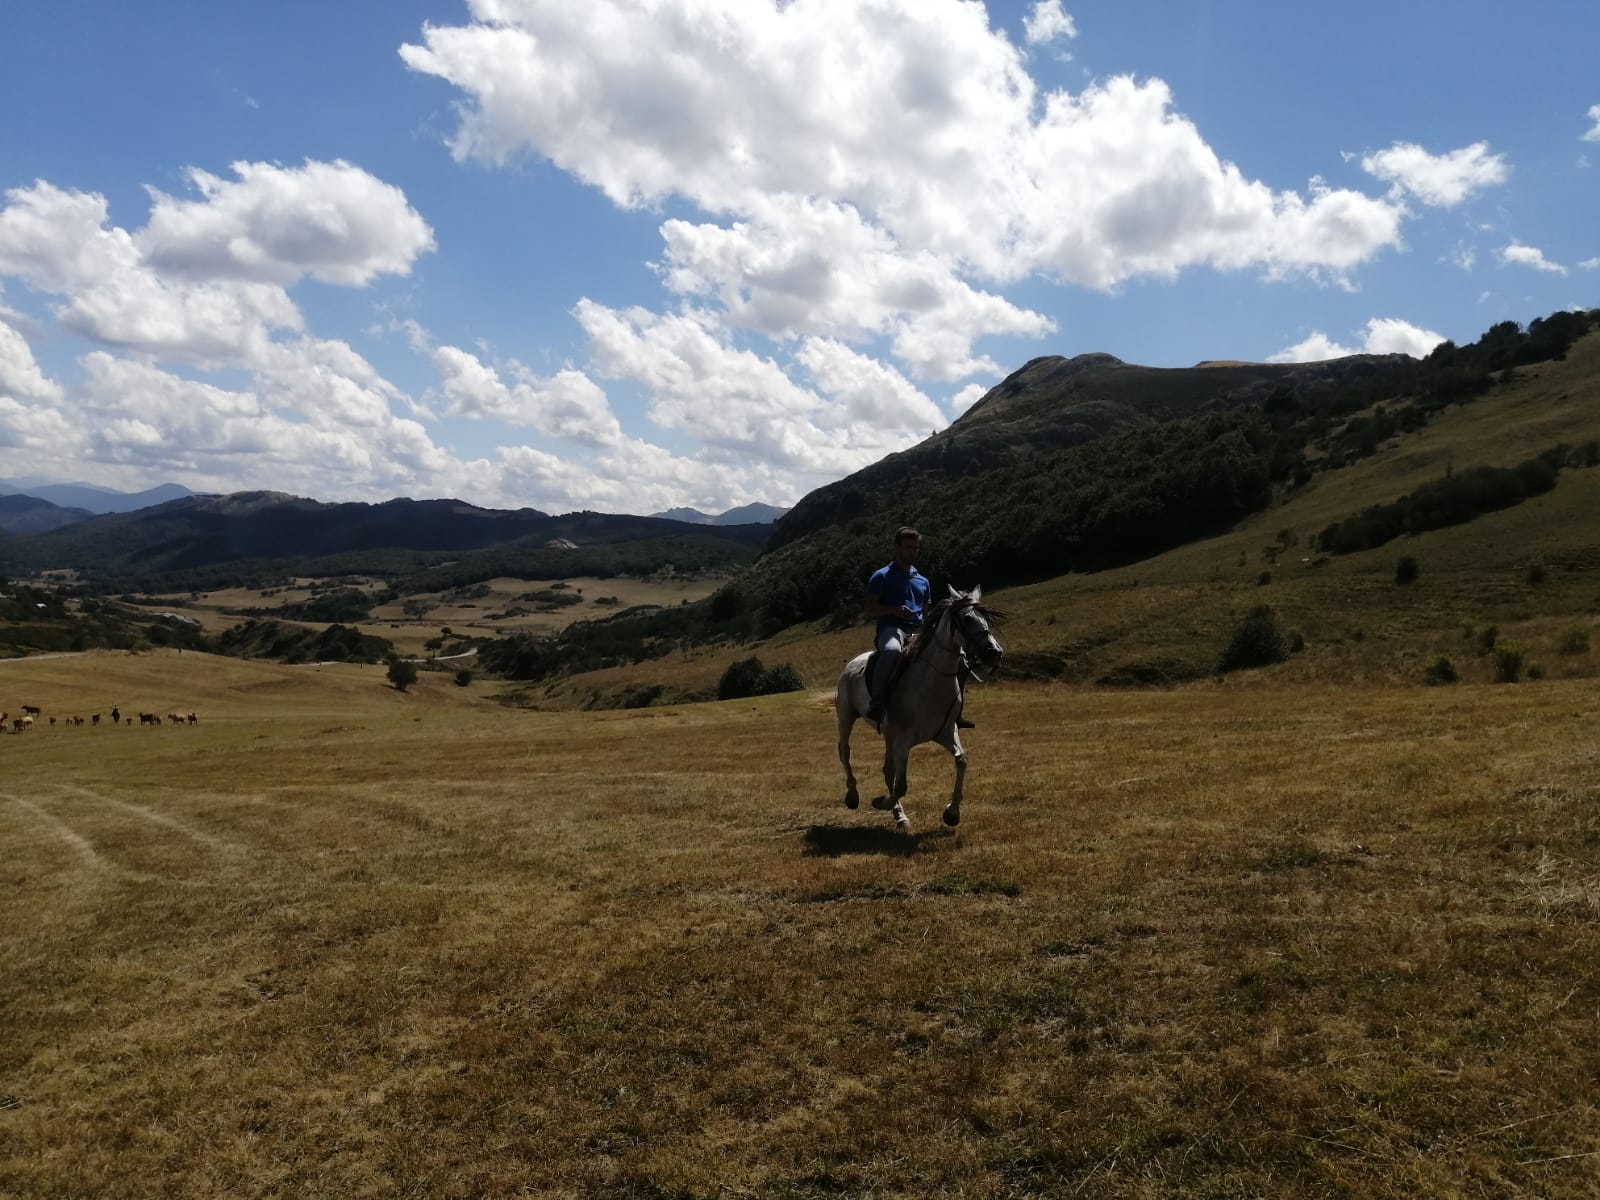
[153,575,721,657]
[4,649,1600,1196]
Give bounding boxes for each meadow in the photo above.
[3,648,1599,1197]
[152,574,721,658]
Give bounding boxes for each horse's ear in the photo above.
[947,584,961,600]
[970,585,982,602]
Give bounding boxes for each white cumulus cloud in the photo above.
[1499,242,1567,274]
[431,342,624,447]
[138,160,435,286]
[1269,317,1445,363]
[1360,141,1509,207]
[574,298,939,479]
[402,0,1407,314]
[658,195,1053,380]
[1023,1,1077,45]
[1584,104,1600,143]
[0,311,62,402]
[0,171,431,369]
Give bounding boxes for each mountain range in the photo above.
[0,479,194,515]
[650,502,788,525]
[0,491,774,585]
[0,481,787,543]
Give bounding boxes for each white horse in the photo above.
[835,586,1005,831]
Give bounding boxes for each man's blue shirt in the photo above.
[866,562,929,633]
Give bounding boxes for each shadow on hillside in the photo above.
[801,823,949,857]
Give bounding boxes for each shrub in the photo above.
[1422,656,1458,685]
[1527,662,1545,681]
[1217,606,1291,673]
[759,663,805,694]
[717,657,805,700]
[1526,560,1548,585]
[454,668,473,687]
[1557,626,1591,655]
[1477,625,1499,654]
[387,657,419,692]
[1492,643,1525,683]
[717,657,766,700]
[1256,570,1273,586]
[1395,556,1420,585]
[622,684,665,709]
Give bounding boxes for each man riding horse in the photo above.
[836,532,1004,830]
[863,527,974,730]
[863,526,929,726]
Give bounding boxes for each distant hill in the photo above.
[0,493,95,535]
[0,479,194,514]
[0,491,771,588]
[651,502,787,525]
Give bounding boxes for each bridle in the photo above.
[916,598,997,679]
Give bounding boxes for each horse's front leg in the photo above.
[938,729,967,827]
[872,736,912,831]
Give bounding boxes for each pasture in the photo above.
[152,574,721,657]
[3,650,1599,1196]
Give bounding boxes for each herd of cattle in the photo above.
[3,704,199,734]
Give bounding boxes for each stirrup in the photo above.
[956,717,975,729]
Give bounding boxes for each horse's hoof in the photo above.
[844,791,859,810]
[895,816,912,832]
[943,808,961,827]
[871,794,895,811]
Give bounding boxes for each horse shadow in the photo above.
[801,822,952,858]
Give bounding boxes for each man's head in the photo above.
[894,526,920,567]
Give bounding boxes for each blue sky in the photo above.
[1,1,1595,514]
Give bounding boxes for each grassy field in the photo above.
[4,649,1600,1196]
[150,574,722,658]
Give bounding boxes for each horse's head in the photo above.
[947,584,1005,667]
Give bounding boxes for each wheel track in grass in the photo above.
[0,792,151,883]
[54,783,244,856]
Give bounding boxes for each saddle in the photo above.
[864,647,976,728]
[864,649,906,699]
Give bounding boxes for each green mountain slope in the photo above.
[734,311,1596,632]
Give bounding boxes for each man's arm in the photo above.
[864,588,916,623]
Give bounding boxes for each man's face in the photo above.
[896,537,920,564]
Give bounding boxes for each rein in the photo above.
[907,602,973,679]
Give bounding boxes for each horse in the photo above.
[835,586,1005,831]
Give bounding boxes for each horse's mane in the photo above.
[902,592,1008,663]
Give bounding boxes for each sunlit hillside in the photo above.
[533,328,1600,708]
